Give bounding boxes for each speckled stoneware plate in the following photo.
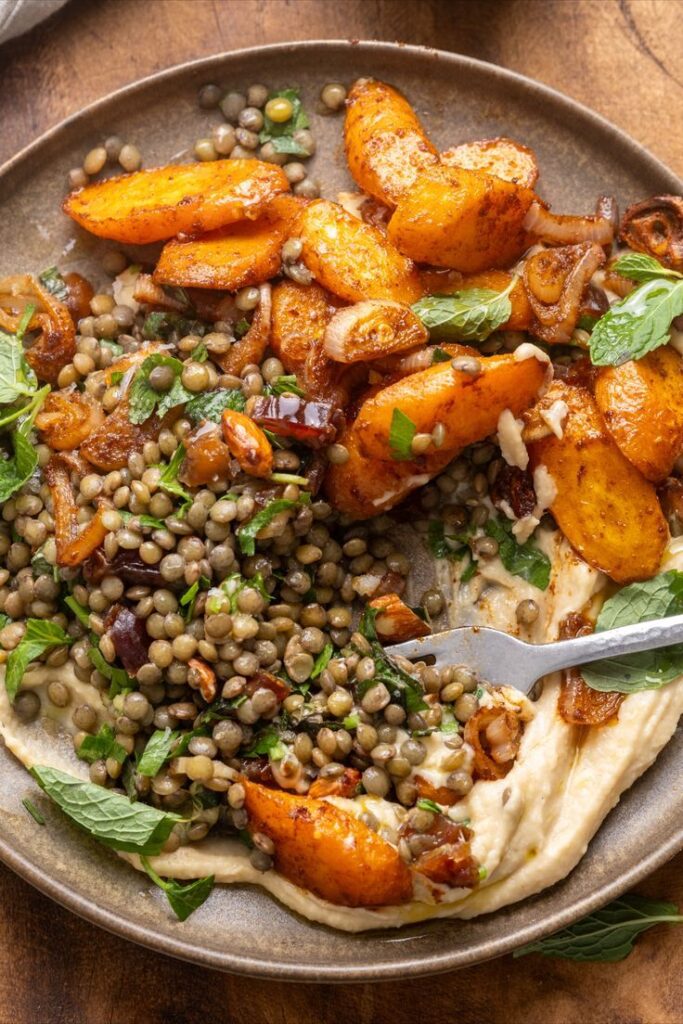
[0,40,681,981]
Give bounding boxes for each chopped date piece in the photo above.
[490,464,537,520]
[659,477,683,536]
[413,775,461,807]
[240,756,276,787]
[250,395,344,448]
[104,604,150,674]
[552,354,598,391]
[557,613,623,726]
[180,421,232,487]
[401,812,479,888]
[84,550,166,589]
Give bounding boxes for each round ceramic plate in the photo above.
[0,40,681,981]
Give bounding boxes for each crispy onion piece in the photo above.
[323,300,428,363]
[524,201,614,246]
[35,391,105,450]
[523,242,606,344]
[464,706,523,781]
[308,767,361,799]
[81,399,164,472]
[44,455,108,567]
[619,195,683,271]
[557,613,623,726]
[0,274,76,384]
[301,338,367,407]
[371,342,476,379]
[215,283,271,375]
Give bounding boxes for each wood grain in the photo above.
[0,1,682,1021]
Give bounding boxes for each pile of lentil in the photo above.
[0,78,523,880]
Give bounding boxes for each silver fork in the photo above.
[385,615,683,694]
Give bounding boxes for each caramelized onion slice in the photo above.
[557,613,623,726]
[0,273,76,384]
[401,811,479,888]
[523,242,606,344]
[323,299,428,363]
[36,391,105,450]
[619,195,683,271]
[44,456,108,567]
[464,706,522,780]
[524,201,614,246]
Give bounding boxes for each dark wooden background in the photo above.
[0,1,682,1021]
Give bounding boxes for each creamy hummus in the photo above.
[1,534,682,933]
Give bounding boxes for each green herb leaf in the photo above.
[358,607,428,713]
[0,332,37,405]
[236,494,311,556]
[38,266,69,302]
[142,311,207,341]
[191,341,208,362]
[15,303,36,341]
[416,798,442,814]
[259,88,310,151]
[311,642,334,679]
[30,766,179,854]
[431,347,451,364]
[157,445,191,506]
[208,571,271,615]
[137,728,182,777]
[485,518,551,590]
[412,282,514,343]
[141,856,214,921]
[0,423,39,503]
[389,408,417,461]
[235,318,250,338]
[76,724,128,766]
[612,252,683,284]
[180,575,210,622]
[582,570,683,693]
[513,894,683,962]
[5,620,73,703]
[64,594,90,628]
[185,387,246,424]
[589,277,683,366]
[88,638,135,699]
[459,553,478,583]
[243,726,286,761]
[22,797,46,825]
[263,374,305,398]
[100,339,124,357]
[128,354,193,424]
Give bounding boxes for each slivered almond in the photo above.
[368,593,431,643]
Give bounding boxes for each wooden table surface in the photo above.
[0,1,682,1021]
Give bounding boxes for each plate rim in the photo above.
[0,38,681,981]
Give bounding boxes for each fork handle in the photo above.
[535,613,683,676]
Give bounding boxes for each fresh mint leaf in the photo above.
[142,311,206,341]
[589,277,683,366]
[416,798,442,814]
[358,607,428,713]
[311,642,334,679]
[5,620,73,703]
[64,595,90,628]
[88,639,135,699]
[0,333,37,405]
[16,304,36,340]
[263,374,305,398]
[582,571,683,693]
[612,252,683,284]
[180,575,210,621]
[141,856,214,921]
[514,894,683,962]
[412,282,514,342]
[38,266,69,302]
[137,728,182,777]
[157,445,191,505]
[128,354,193,425]
[243,726,286,761]
[22,797,46,825]
[207,571,271,615]
[76,723,128,766]
[236,494,311,556]
[389,408,417,461]
[185,388,246,424]
[30,766,180,854]
[0,427,37,503]
[485,518,551,590]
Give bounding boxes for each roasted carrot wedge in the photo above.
[63,160,289,244]
[344,78,439,207]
